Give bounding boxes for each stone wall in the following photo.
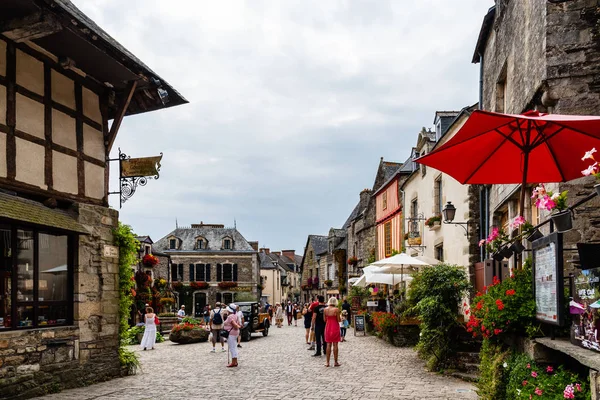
[0,203,121,399]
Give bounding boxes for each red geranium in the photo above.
[496,299,505,310]
[505,289,516,296]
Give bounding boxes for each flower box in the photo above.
[324,279,333,287]
[428,221,441,231]
[218,281,238,289]
[142,254,159,267]
[169,326,209,344]
[190,281,210,290]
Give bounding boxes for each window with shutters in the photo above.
[189,264,195,281]
[195,264,205,281]
[222,263,233,281]
[383,190,388,210]
[434,176,443,215]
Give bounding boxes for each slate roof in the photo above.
[154,226,255,253]
[259,252,299,273]
[308,235,329,256]
[381,161,402,184]
[0,192,88,234]
[135,236,153,244]
[335,236,348,251]
[342,202,361,230]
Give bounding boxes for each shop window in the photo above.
[0,224,74,330]
[384,221,392,257]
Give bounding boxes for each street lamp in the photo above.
[442,201,477,239]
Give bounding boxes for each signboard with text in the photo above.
[532,232,564,326]
[354,315,366,336]
[121,155,162,178]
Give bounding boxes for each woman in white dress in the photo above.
[140,306,157,350]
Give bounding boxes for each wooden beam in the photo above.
[107,80,137,152]
[0,13,63,43]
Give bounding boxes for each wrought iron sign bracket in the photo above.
[107,148,162,208]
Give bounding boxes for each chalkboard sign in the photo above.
[532,232,564,326]
[354,315,366,336]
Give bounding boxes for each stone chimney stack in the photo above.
[359,188,372,207]
[248,241,259,252]
[282,250,295,260]
[272,251,281,256]
[259,248,270,255]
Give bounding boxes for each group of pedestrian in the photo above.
[303,296,353,367]
[206,301,245,367]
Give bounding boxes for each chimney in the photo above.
[282,250,295,260]
[360,188,372,207]
[248,241,259,252]
[272,251,281,256]
[259,248,270,255]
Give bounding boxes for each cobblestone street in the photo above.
[36,325,477,400]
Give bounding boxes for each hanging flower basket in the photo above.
[347,256,358,266]
[142,254,159,267]
[550,209,573,233]
[526,228,544,243]
[218,281,238,289]
[509,241,525,254]
[172,281,183,290]
[324,279,333,287]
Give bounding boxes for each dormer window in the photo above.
[223,239,232,250]
[195,237,207,250]
[169,239,177,250]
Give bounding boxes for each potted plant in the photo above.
[190,281,209,290]
[347,256,358,266]
[172,281,183,290]
[581,148,600,196]
[521,221,543,242]
[218,281,238,289]
[312,276,319,288]
[425,215,442,229]
[532,184,571,232]
[324,279,333,287]
[479,226,509,258]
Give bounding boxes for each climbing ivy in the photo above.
[113,222,139,373]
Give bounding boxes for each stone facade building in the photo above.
[0,1,185,397]
[152,223,259,317]
[473,1,600,395]
[259,248,302,305]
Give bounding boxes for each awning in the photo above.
[326,290,339,295]
[0,192,89,234]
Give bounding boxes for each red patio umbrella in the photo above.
[416,110,600,214]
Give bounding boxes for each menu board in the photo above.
[354,315,366,336]
[533,233,563,326]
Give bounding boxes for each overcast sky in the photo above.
[76,0,494,254]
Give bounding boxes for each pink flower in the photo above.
[526,363,531,369]
[534,387,543,396]
[575,383,581,392]
[582,163,598,176]
[478,239,486,247]
[564,384,575,399]
[531,371,538,378]
[546,366,553,373]
[582,148,597,161]
[522,380,528,386]
[510,216,526,229]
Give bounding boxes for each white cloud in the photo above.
[73,0,494,251]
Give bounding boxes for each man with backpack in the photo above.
[209,302,226,353]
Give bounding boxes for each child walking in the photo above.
[340,310,349,342]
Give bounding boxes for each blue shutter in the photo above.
[206,264,211,282]
[233,264,238,282]
[189,264,195,281]
[217,264,222,282]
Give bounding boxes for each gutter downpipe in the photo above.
[478,51,490,262]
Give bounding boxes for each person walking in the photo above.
[203,304,211,326]
[302,303,312,345]
[293,303,300,327]
[274,303,284,328]
[340,310,349,342]
[140,306,157,351]
[342,299,351,325]
[324,297,341,367]
[285,301,294,326]
[236,304,244,348]
[209,302,226,353]
[311,296,327,357]
[224,304,241,368]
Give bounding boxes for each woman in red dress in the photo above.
[323,297,341,367]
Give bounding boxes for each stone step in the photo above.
[463,362,481,373]
[451,371,480,383]
[455,351,480,364]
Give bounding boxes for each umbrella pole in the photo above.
[519,150,530,217]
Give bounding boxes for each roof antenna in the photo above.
[234,218,237,229]
[176,218,178,229]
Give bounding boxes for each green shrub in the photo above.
[477,340,510,399]
[118,347,140,375]
[406,263,472,371]
[122,325,164,345]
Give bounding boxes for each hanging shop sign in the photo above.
[532,232,564,326]
[570,267,600,352]
[107,149,163,208]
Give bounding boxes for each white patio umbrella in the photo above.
[367,253,430,293]
[352,272,413,287]
[348,277,360,284]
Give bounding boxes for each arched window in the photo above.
[222,237,233,250]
